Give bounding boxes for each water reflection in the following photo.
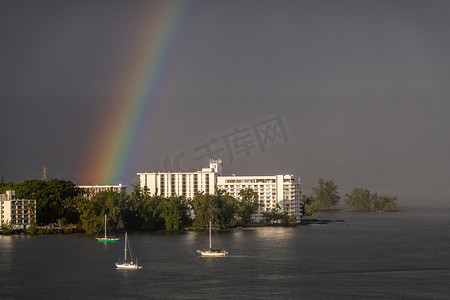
[180,231,197,247]
[0,236,14,267]
[2,211,450,299]
[0,235,32,273]
[253,227,296,243]
[0,235,14,249]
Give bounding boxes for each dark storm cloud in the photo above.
[0,0,449,207]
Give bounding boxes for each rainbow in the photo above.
[79,1,194,185]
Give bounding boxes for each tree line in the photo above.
[1,177,398,232]
[302,178,398,215]
[0,179,262,233]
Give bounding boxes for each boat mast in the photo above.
[209,220,212,249]
[104,214,107,238]
[124,232,128,262]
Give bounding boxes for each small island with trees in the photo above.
[302,178,398,215]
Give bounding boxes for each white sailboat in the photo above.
[96,214,119,242]
[197,221,228,257]
[115,232,142,269]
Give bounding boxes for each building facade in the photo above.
[137,161,220,199]
[138,159,303,221]
[78,184,127,200]
[0,190,36,229]
[217,174,302,222]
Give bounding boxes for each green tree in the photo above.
[62,195,84,224]
[79,191,124,234]
[262,204,283,223]
[238,188,259,224]
[192,191,239,227]
[311,178,340,210]
[216,190,238,227]
[378,194,397,211]
[26,221,38,234]
[301,194,315,216]
[1,220,16,234]
[138,195,166,230]
[192,193,219,226]
[369,192,381,211]
[26,201,38,234]
[160,196,189,230]
[0,181,15,194]
[345,188,398,211]
[122,183,143,229]
[287,214,297,224]
[27,201,36,219]
[14,179,82,225]
[344,188,372,211]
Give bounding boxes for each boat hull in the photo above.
[97,238,119,242]
[198,250,228,257]
[115,263,142,269]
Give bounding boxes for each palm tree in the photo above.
[27,202,36,222]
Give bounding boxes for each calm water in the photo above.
[1,209,450,299]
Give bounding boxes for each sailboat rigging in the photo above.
[115,232,142,269]
[197,220,228,257]
[96,214,119,242]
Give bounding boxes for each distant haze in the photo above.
[1,1,449,208]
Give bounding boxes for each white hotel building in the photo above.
[217,174,302,221]
[0,190,36,229]
[137,160,221,199]
[138,160,303,221]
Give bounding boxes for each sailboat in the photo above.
[115,232,142,269]
[197,220,228,257]
[96,214,119,242]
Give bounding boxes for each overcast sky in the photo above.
[1,0,449,207]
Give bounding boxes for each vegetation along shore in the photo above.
[0,177,397,235]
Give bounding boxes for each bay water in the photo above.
[1,209,449,299]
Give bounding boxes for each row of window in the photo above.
[224,179,277,184]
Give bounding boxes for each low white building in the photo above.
[0,190,36,229]
[78,184,127,200]
[138,159,303,222]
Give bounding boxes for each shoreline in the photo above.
[1,220,326,235]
